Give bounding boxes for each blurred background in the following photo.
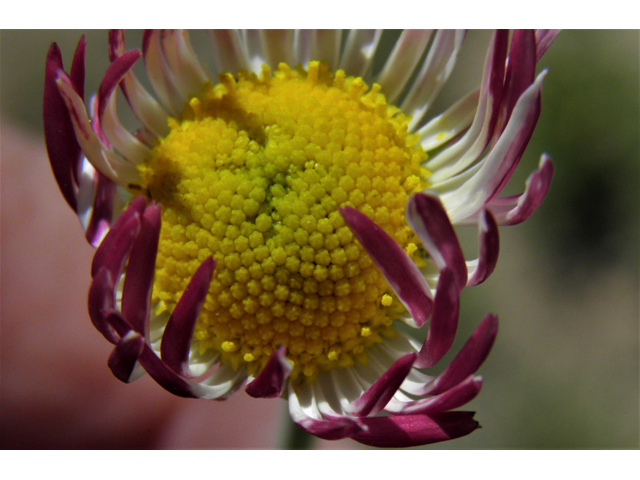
[1,30,638,449]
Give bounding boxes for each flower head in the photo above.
[44,29,557,447]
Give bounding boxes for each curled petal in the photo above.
[288,385,365,441]
[109,29,169,138]
[108,330,145,383]
[376,30,433,103]
[208,29,250,76]
[466,208,500,286]
[536,29,561,61]
[351,411,480,448]
[436,71,546,224]
[386,375,483,415]
[96,50,141,121]
[495,30,536,139]
[121,203,161,337]
[91,196,146,276]
[426,30,508,177]
[421,314,498,396]
[159,30,209,97]
[404,29,467,130]
[83,172,115,247]
[245,345,293,399]
[106,313,246,399]
[142,30,185,116]
[338,29,382,78]
[161,257,216,378]
[415,268,459,369]
[44,42,82,210]
[87,268,119,344]
[347,353,416,418]
[340,206,433,327]
[406,193,467,292]
[486,154,554,226]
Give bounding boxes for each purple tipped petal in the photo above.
[96,50,142,121]
[108,330,145,383]
[496,30,536,139]
[466,209,500,287]
[388,375,483,415]
[245,345,293,398]
[536,29,561,61]
[350,411,479,448]
[84,172,115,247]
[44,43,80,211]
[486,154,554,226]
[92,214,139,281]
[161,257,215,378]
[340,206,433,327]
[109,29,169,139]
[121,203,161,336]
[70,35,86,101]
[347,353,416,417]
[91,196,146,277]
[422,314,498,396]
[87,268,119,345]
[415,268,459,369]
[69,36,86,185]
[142,29,183,116]
[406,193,467,291]
[297,416,365,441]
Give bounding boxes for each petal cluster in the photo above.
[44,29,558,448]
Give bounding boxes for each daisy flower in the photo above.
[44,29,557,447]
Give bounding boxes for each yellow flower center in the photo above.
[136,61,429,384]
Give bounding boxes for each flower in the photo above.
[44,29,557,448]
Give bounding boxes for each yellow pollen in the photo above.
[381,294,393,307]
[137,61,429,384]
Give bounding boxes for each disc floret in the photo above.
[138,61,429,383]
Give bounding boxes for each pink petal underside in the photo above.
[245,345,293,399]
[486,153,554,226]
[96,50,142,122]
[142,29,183,116]
[104,312,200,399]
[109,29,169,139]
[91,196,146,276]
[43,42,81,211]
[159,30,208,96]
[350,411,479,448]
[160,257,216,378]
[439,72,546,224]
[486,73,544,203]
[494,29,536,141]
[405,193,467,292]
[387,375,483,415]
[421,313,498,396]
[466,208,500,286]
[84,172,115,247]
[339,206,433,327]
[87,268,119,345]
[297,415,365,441]
[109,29,125,61]
[108,330,145,383]
[536,29,561,61]
[484,30,509,141]
[347,353,416,418]
[69,36,86,184]
[415,268,459,369]
[121,203,161,337]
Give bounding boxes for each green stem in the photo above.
[279,403,316,450]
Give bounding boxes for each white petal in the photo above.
[374,30,433,104]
